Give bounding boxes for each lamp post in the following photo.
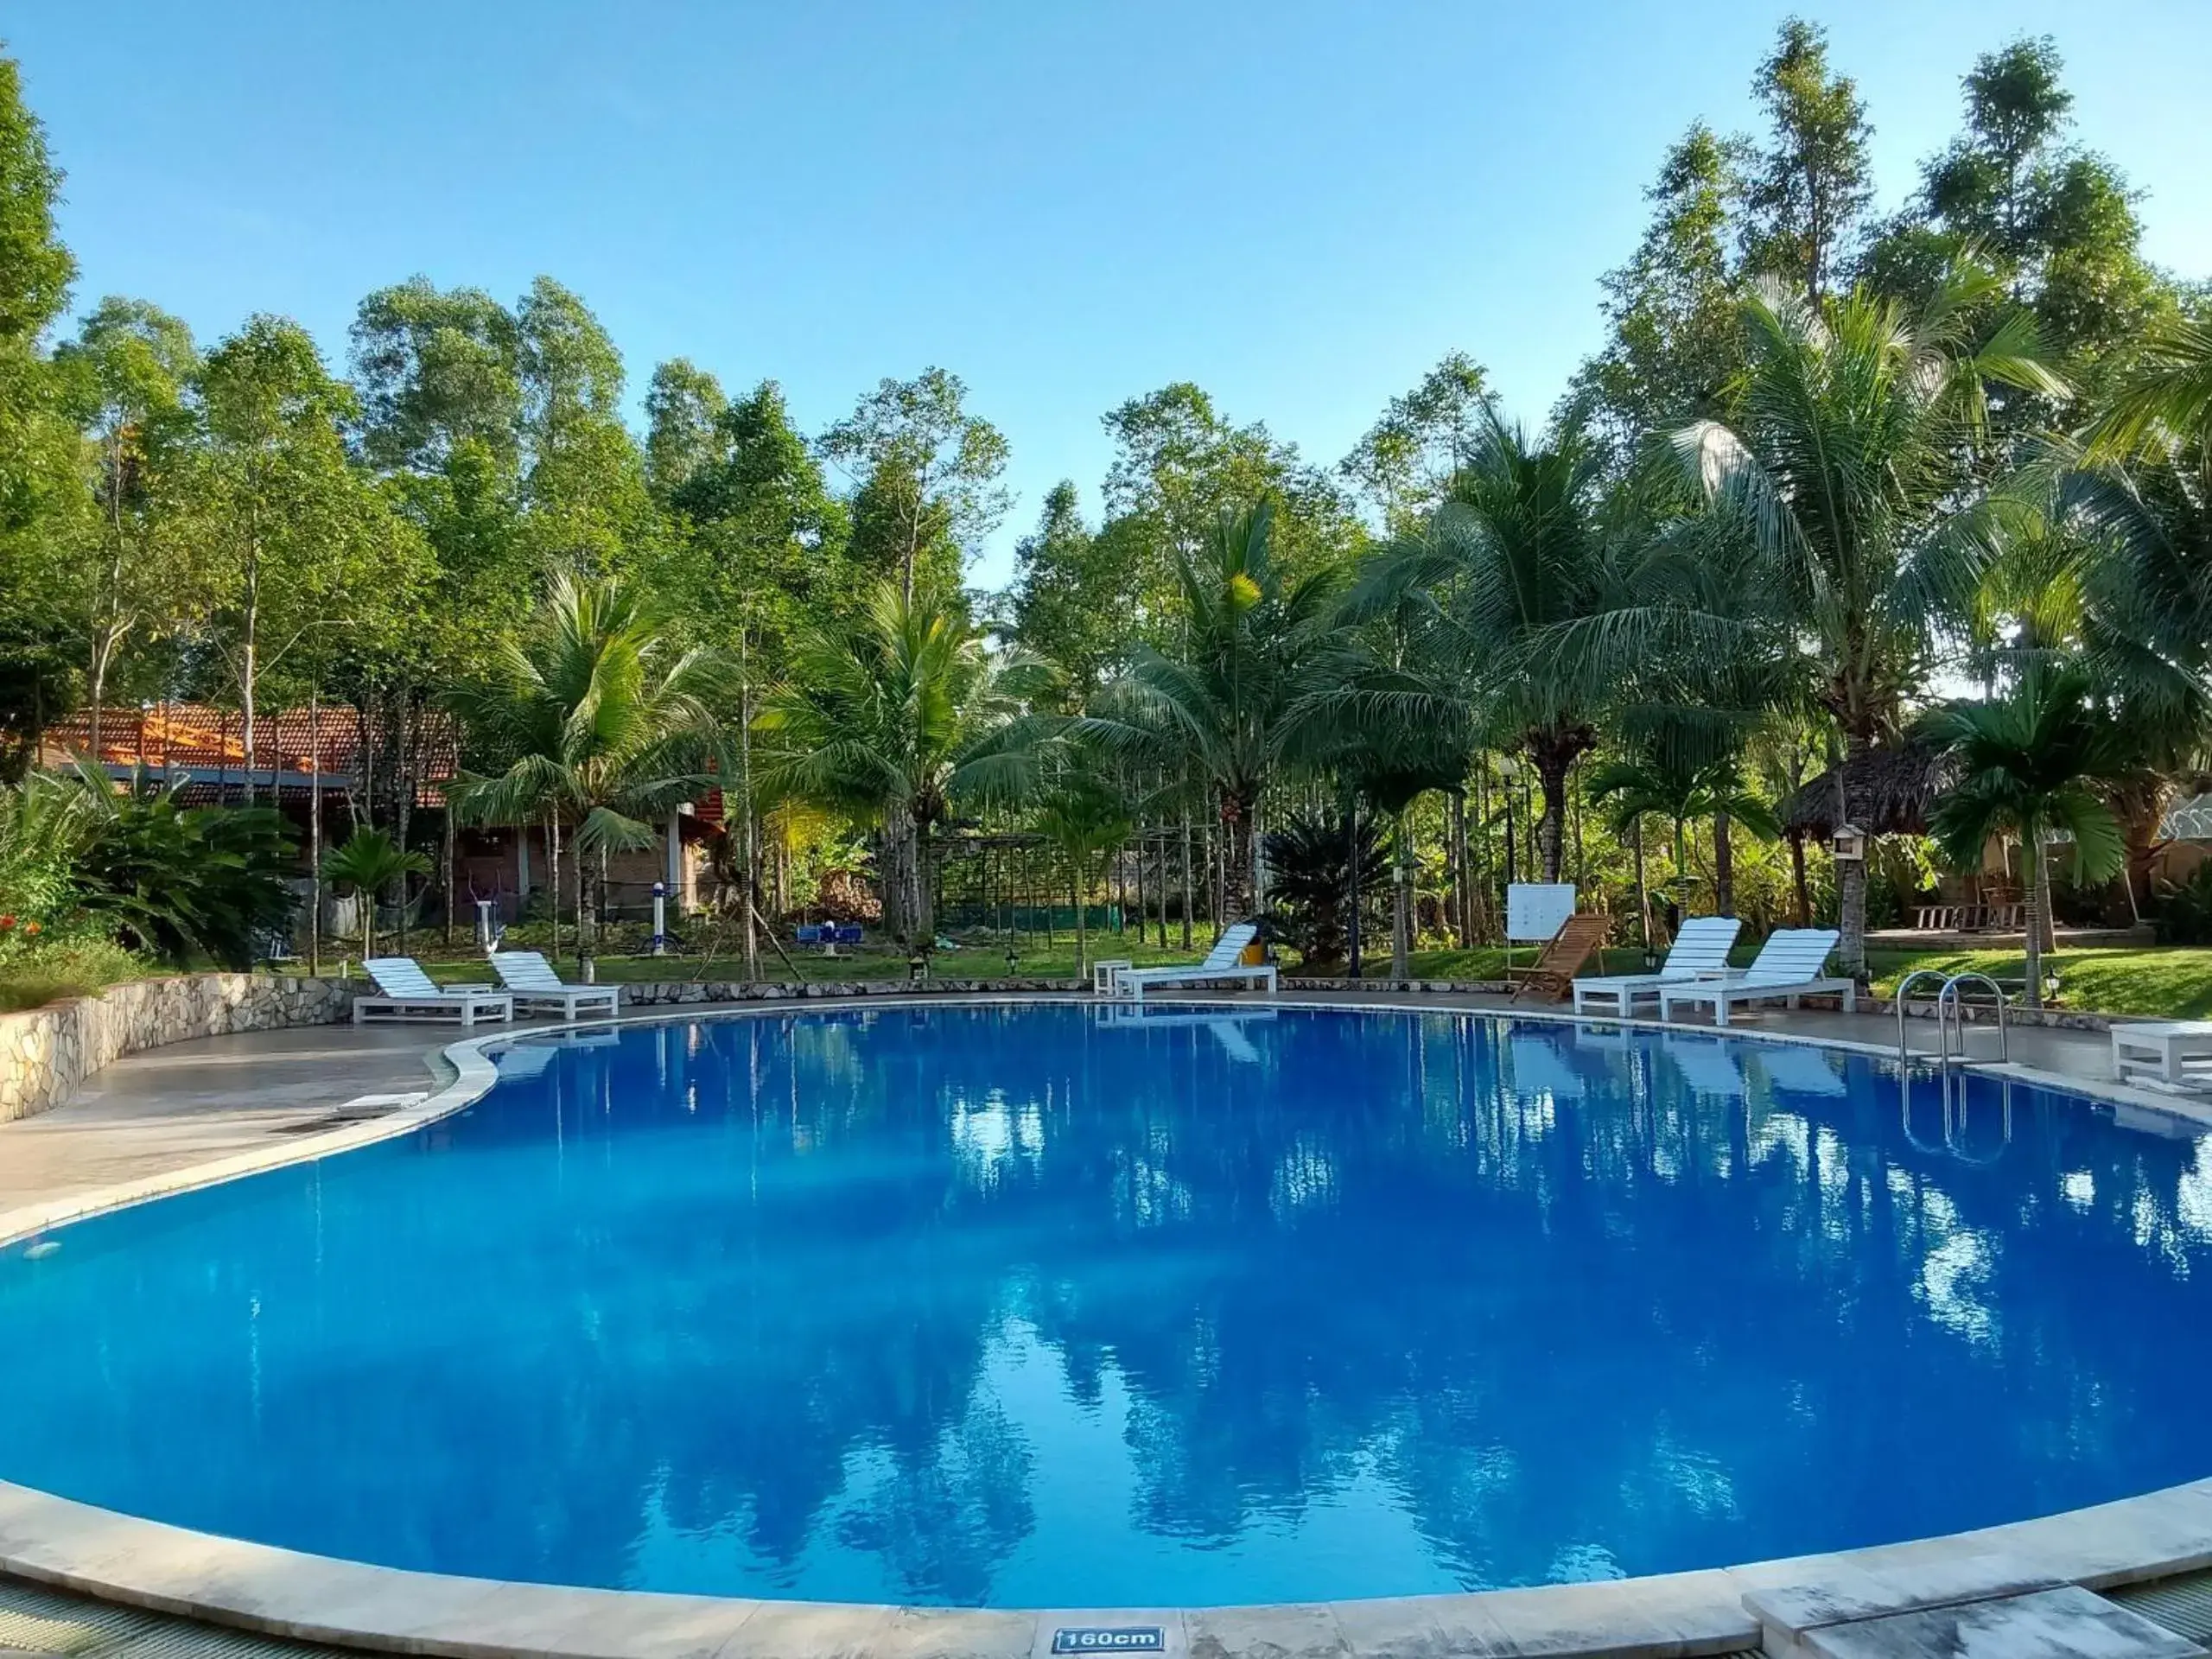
[650,880,668,957]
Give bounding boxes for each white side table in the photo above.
[1092,958,1134,996]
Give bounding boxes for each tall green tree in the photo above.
[52,298,201,754]
[187,316,428,802]
[1349,412,1614,883]
[1090,500,1348,917]
[1862,36,2170,405]
[760,582,1056,946]
[515,276,661,575]
[1338,353,1492,533]
[349,277,524,475]
[1740,18,1872,305]
[644,357,728,501]
[1007,481,1129,698]
[1563,124,1747,466]
[1668,264,2064,975]
[0,47,80,771]
[820,367,1007,603]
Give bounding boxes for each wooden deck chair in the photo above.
[1504,913,1611,1002]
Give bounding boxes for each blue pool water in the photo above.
[3,1003,2210,1608]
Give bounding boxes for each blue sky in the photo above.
[12,1,2212,585]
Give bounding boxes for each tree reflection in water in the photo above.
[3,1005,2210,1607]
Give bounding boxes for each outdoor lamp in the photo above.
[907,952,928,986]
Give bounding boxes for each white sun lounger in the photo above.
[491,950,622,1020]
[2112,1021,2212,1090]
[1571,916,1743,1017]
[1656,928,1854,1027]
[1109,923,1278,1004]
[354,957,515,1026]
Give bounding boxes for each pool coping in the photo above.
[7,992,2212,1659]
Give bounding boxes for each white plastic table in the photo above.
[2111,1021,2212,1087]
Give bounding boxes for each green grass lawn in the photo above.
[401,931,1221,988]
[374,930,2212,1019]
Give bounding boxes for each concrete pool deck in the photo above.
[7,988,2212,1658]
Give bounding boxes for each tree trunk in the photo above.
[740,633,759,980]
[1836,724,1874,982]
[1391,808,1413,981]
[308,689,322,975]
[1632,815,1649,952]
[1179,807,1194,950]
[1073,859,1089,980]
[2024,833,2049,1010]
[1347,804,1363,981]
[1789,831,1810,926]
[1529,745,1575,883]
[1713,804,1735,918]
[1134,830,1147,944]
[1221,792,1257,918]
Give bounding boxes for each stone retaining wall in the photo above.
[0,973,353,1125]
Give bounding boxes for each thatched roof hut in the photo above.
[1779,743,1960,841]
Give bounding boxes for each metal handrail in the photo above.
[1936,972,2012,1068]
[1896,968,1953,1059]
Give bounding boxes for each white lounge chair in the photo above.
[354,957,515,1026]
[1570,916,1743,1017]
[1109,923,1278,1004]
[1656,928,1854,1027]
[2112,1021,2212,1090]
[491,950,622,1020]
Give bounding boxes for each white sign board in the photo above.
[1505,882,1577,943]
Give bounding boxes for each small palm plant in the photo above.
[324,829,431,963]
[1927,664,2125,1008]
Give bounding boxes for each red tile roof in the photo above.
[40,702,459,804]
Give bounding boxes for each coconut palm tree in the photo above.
[1663,263,2066,976]
[1586,744,1779,931]
[445,571,726,976]
[1086,500,1349,918]
[760,582,1057,950]
[1345,411,1614,882]
[1928,664,2125,1008]
[323,828,430,962]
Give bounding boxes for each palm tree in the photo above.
[760,582,1057,950]
[1665,264,2066,976]
[2083,318,2212,458]
[446,571,726,976]
[1928,664,2125,1009]
[323,828,430,962]
[1029,772,1134,980]
[1087,500,1347,918]
[1346,410,1613,882]
[1586,744,1778,931]
[1261,812,1387,973]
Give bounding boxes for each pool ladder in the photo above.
[1895,969,2011,1071]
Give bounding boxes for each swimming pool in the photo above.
[1,1001,2207,1610]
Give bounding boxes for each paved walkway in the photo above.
[0,1025,446,1214]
